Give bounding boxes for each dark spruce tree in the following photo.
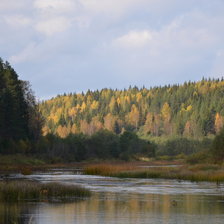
[0,59,43,154]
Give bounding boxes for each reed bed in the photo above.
[0,181,91,202]
[84,163,224,182]
[84,163,138,176]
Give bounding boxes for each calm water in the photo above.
[1,170,224,224]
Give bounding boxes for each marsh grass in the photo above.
[0,181,91,202]
[84,163,224,182]
[20,167,33,175]
[84,163,136,176]
[115,169,224,182]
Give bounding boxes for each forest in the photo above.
[0,58,224,162]
[39,76,224,159]
[40,79,224,139]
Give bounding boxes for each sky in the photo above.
[1,0,224,99]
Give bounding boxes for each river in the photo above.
[1,169,224,224]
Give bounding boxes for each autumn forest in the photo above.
[1,58,224,162]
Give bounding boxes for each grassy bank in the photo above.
[0,181,91,202]
[84,163,224,182]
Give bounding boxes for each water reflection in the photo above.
[1,192,224,224]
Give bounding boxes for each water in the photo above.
[1,169,224,224]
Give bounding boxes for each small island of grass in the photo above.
[0,181,91,202]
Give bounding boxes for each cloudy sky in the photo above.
[1,0,224,99]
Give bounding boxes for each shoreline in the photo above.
[0,155,223,183]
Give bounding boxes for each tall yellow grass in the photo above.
[84,163,224,182]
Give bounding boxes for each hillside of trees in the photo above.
[0,59,156,161]
[40,79,224,140]
[0,59,43,153]
[1,58,223,162]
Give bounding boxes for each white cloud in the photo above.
[4,15,32,27]
[34,0,76,13]
[80,0,148,15]
[35,17,71,36]
[107,10,224,83]
[114,30,153,48]
[113,10,220,52]
[0,0,28,11]
[10,43,37,63]
[1,0,224,98]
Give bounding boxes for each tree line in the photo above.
[40,78,224,139]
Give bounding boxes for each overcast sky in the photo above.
[1,0,224,99]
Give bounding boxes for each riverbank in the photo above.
[0,154,182,172]
[1,154,223,182]
[84,163,224,182]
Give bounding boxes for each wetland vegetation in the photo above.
[0,180,91,202]
[84,162,224,182]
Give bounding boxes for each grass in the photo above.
[0,154,46,166]
[0,181,91,202]
[84,163,136,176]
[84,163,224,182]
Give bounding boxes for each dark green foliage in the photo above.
[0,59,43,153]
[36,131,157,162]
[158,138,212,156]
[87,130,120,159]
[120,131,155,160]
[186,151,211,164]
[211,128,224,163]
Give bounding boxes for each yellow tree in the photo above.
[68,107,77,122]
[215,113,223,133]
[80,120,90,135]
[71,123,78,134]
[109,96,118,114]
[87,95,93,106]
[126,104,140,129]
[161,102,172,135]
[56,125,70,138]
[42,125,50,136]
[90,100,99,110]
[89,116,103,135]
[80,102,87,112]
[144,112,154,134]
[136,92,142,103]
[104,113,116,132]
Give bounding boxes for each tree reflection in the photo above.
[0,193,223,224]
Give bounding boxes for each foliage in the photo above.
[186,151,211,164]
[34,130,157,162]
[211,128,224,163]
[1,58,223,161]
[0,59,43,153]
[40,79,224,139]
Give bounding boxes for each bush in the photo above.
[186,151,210,164]
[211,129,224,163]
